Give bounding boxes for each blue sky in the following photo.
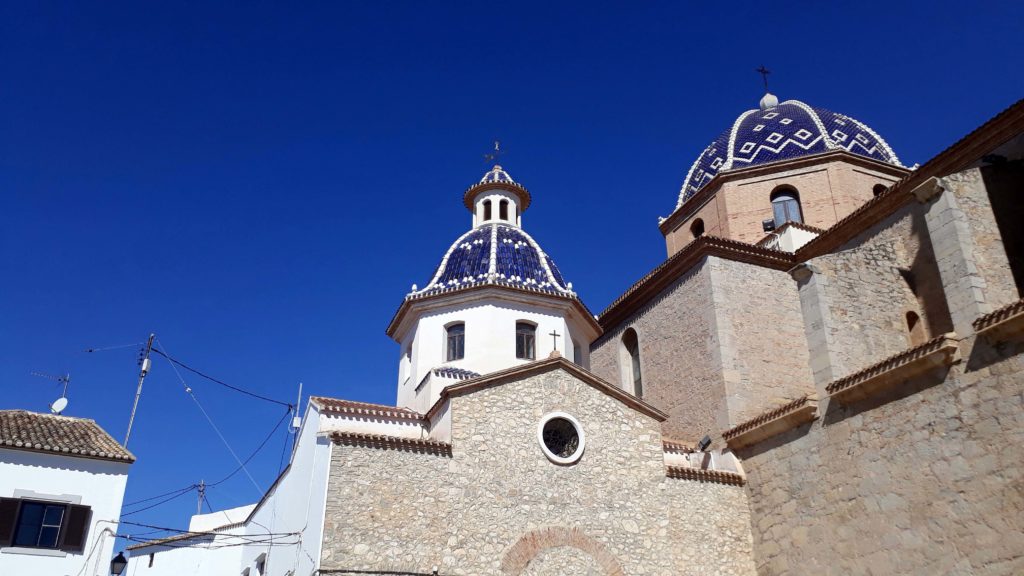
[2,1,1022,545]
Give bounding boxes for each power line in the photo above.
[83,342,144,353]
[156,338,263,495]
[122,486,198,517]
[150,347,292,408]
[210,407,291,487]
[123,484,198,507]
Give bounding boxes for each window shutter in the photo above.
[0,498,19,547]
[58,504,91,553]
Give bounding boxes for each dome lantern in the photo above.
[463,164,532,228]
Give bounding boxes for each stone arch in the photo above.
[501,526,624,576]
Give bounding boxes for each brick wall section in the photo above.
[708,258,816,427]
[665,158,902,252]
[590,261,725,441]
[740,338,1024,575]
[320,367,756,575]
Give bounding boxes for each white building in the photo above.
[0,410,135,576]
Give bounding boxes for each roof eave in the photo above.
[424,356,668,422]
[385,283,600,339]
[597,236,794,333]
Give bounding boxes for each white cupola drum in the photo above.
[387,162,601,414]
[466,165,531,228]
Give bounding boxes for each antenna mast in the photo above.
[124,333,155,447]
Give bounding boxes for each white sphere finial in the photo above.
[759,92,779,111]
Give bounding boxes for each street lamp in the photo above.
[110,551,128,575]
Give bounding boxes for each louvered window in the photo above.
[0,497,91,552]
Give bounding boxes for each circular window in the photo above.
[536,412,585,465]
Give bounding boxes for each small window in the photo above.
[483,200,492,221]
[255,555,266,575]
[516,322,536,360]
[622,328,643,397]
[770,187,803,227]
[242,569,250,576]
[873,183,888,197]
[499,199,509,221]
[906,311,927,346]
[572,339,582,365]
[690,218,705,238]
[13,501,64,548]
[446,323,465,361]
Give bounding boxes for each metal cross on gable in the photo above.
[549,330,561,351]
[483,140,503,164]
[755,65,771,92]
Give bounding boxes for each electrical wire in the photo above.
[156,338,263,494]
[209,407,291,487]
[150,347,292,408]
[122,485,197,516]
[83,342,144,353]
[123,483,198,507]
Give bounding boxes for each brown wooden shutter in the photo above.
[0,498,20,547]
[58,504,91,552]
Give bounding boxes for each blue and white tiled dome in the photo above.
[676,97,903,209]
[409,223,572,297]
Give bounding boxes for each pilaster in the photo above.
[791,262,841,398]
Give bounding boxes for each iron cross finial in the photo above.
[549,330,561,351]
[755,65,771,92]
[483,140,503,165]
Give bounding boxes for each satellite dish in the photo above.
[50,397,68,415]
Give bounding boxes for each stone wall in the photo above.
[320,366,757,575]
[707,258,815,427]
[591,256,815,441]
[945,167,1021,310]
[590,261,724,442]
[739,338,1024,575]
[809,207,952,380]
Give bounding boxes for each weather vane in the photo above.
[483,140,504,165]
[755,65,771,92]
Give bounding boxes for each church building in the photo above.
[125,91,1024,575]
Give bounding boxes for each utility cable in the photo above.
[150,347,292,408]
[123,484,198,507]
[157,338,263,495]
[209,407,291,487]
[83,342,144,353]
[122,485,197,516]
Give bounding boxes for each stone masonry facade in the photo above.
[320,367,756,575]
[740,337,1024,575]
[591,256,814,441]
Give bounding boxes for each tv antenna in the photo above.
[32,371,71,415]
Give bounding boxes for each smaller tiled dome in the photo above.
[479,165,516,184]
[409,223,572,297]
[676,97,902,209]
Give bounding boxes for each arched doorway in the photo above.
[501,526,624,576]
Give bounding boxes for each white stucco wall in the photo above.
[126,402,332,576]
[0,448,130,576]
[396,295,593,413]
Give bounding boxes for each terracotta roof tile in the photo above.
[310,397,425,421]
[0,410,135,463]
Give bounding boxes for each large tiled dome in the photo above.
[676,97,902,209]
[409,223,572,297]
